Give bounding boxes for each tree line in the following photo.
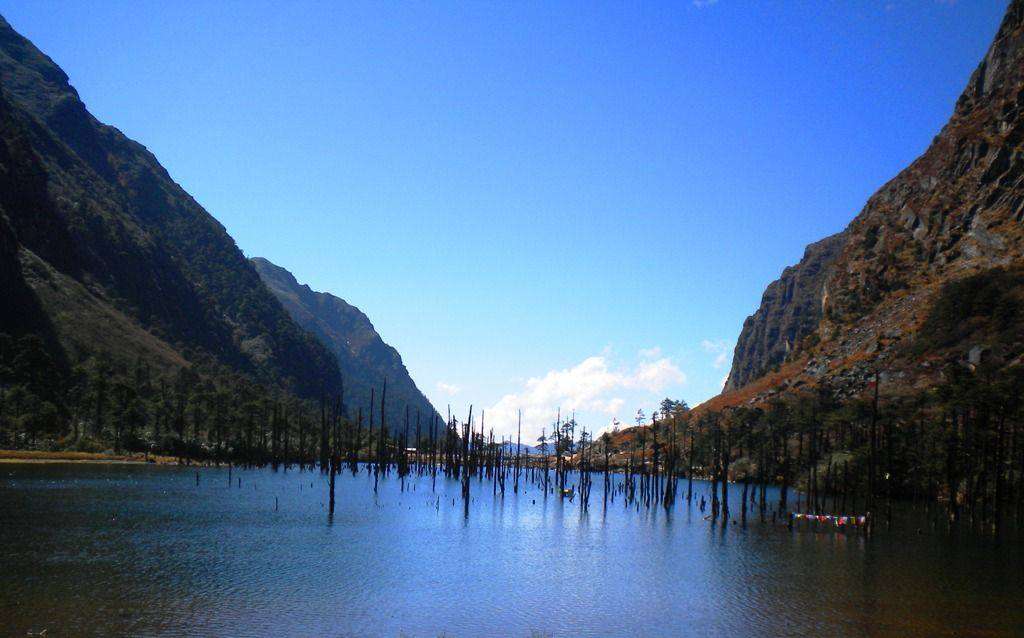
[599,362,1024,534]
[3,329,1023,534]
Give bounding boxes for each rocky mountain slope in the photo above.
[0,14,343,398]
[724,232,846,391]
[721,0,1024,405]
[252,257,440,430]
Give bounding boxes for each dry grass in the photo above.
[0,449,179,464]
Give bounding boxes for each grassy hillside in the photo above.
[0,14,349,458]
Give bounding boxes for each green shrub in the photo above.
[915,267,1024,353]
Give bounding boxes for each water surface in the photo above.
[1,464,1021,637]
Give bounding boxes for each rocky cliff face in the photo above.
[724,232,845,391]
[0,15,341,396]
[723,0,1024,402]
[252,258,440,430]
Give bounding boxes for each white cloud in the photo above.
[481,352,686,443]
[638,346,662,359]
[594,417,624,440]
[601,397,625,415]
[635,357,687,389]
[700,339,725,352]
[701,339,733,370]
[436,382,461,396]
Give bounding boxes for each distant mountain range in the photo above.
[498,441,542,456]
[717,0,1024,407]
[0,14,436,430]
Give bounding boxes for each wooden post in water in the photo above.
[514,410,522,494]
[329,459,336,515]
[319,387,328,472]
[869,371,880,514]
[687,425,694,503]
[711,422,720,520]
[721,426,730,523]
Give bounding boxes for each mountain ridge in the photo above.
[719,0,1024,407]
[252,257,441,430]
[0,12,342,397]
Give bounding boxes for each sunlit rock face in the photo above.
[725,232,846,391]
[725,0,1024,401]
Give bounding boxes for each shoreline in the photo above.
[0,450,179,465]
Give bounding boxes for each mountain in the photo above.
[499,441,542,456]
[0,14,340,398]
[252,257,440,430]
[724,232,846,392]
[720,0,1024,406]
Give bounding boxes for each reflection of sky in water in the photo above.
[1,464,1022,637]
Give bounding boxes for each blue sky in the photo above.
[1,0,1007,441]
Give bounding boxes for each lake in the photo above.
[1,463,1022,637]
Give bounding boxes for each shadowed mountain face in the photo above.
[0,15,340,397]
[252,257,440,431]
[723,0,1024,404]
